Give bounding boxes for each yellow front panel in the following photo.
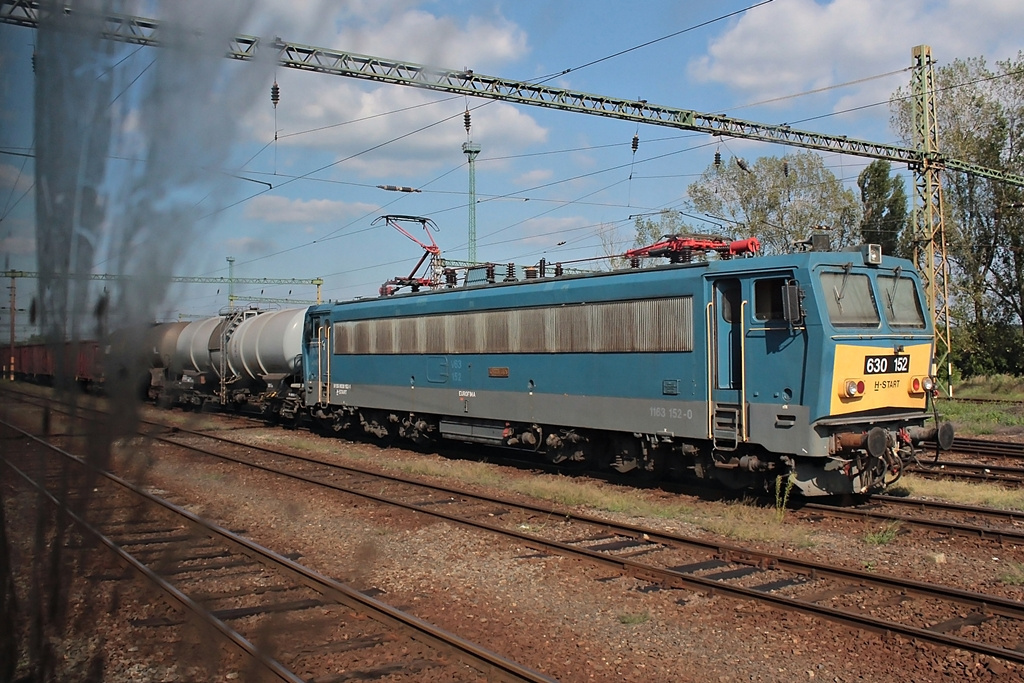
[829,342,931,415]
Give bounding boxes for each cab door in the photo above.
[306,314,331,405]
[709,277,745,449]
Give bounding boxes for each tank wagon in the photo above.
[148,307,305,419]
[300,235,953,497]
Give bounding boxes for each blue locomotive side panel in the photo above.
[298,247,952,497]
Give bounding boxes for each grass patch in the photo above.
[894,475,1024,511]
[955,375,1024,402]
[369,457,816,546]
[695,499,816,547]
[617,611,650,625]
[935,399,1024,436]
[864,520,902,545]
[934,374,1024,436]
[394,457,509,488]
[217,426,817,546]
[999,562,1024,586]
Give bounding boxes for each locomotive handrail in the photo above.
[705,302,714,439]
[740,300,749,442]
[830,333,933,341]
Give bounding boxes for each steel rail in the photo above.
[144,423,1024,664]
[1,425,305,683]
[803,499,1024,544]
[0,416,557,683]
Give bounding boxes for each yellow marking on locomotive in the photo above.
[829,342,931,415]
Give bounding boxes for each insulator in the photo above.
[631,134,639,153]
[538,258,546,278]
[464,109,471,134]
[554,263,564,276]
[714,150,721,167]
[486,264,495,283]
[31,52,36,73]
[504,263,516,282]
[271,81,280,108]
[783,161,789,177]
[737,158,750,173]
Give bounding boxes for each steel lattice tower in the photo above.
[462,109,481,263]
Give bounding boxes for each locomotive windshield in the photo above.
[820,271,880,328]
[878,273,926,328]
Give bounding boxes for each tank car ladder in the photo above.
[217,309,255,405]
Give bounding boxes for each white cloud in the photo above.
[251,80,547,179]
[223,236,277,256]
[514,168,553,186]
[513,215,586,246]
[330,8,528,71]
[689,0,1024,111]
[236,2,544,180]
[244,195,379,223]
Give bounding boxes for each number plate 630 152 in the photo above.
[863,354,910,374]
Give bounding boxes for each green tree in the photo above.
[687,152,862,255]
[890,51,1024,374]
[857,160,909,259]
[602,210,693,269]
[631,209,685,248]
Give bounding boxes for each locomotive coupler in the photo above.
[905,422,955,450]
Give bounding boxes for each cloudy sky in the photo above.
[1,0,1022,327]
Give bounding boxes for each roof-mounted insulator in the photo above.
[271,81,280,108]
[631,134,639,154]
[464,109,471,135]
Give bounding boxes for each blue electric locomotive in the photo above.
[300,234,952,497]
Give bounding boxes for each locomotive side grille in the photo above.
[516,308,547,353]
[394,317,420,354]
[594,301,634,351]
[333,296,693,355]
[374,318,395,354]
[334,324,350,354]
[425,316,445,352]
[485,310,509,351]
[352,321,371,355]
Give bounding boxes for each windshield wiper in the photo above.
[885,266,903,314]
[833,263,852,312]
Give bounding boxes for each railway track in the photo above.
[11,384,1024,544]
[802,495,1024,545]
[117,413,1024,665]
[907,459,1024,486]
[0,416,554,683]
[8,386,1024,668]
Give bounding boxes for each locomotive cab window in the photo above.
[878,273,926,328]
[753,277,790,321]
[820,270,880,328]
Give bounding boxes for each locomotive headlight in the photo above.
[840,379,864,398]
[909,375,935,395]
